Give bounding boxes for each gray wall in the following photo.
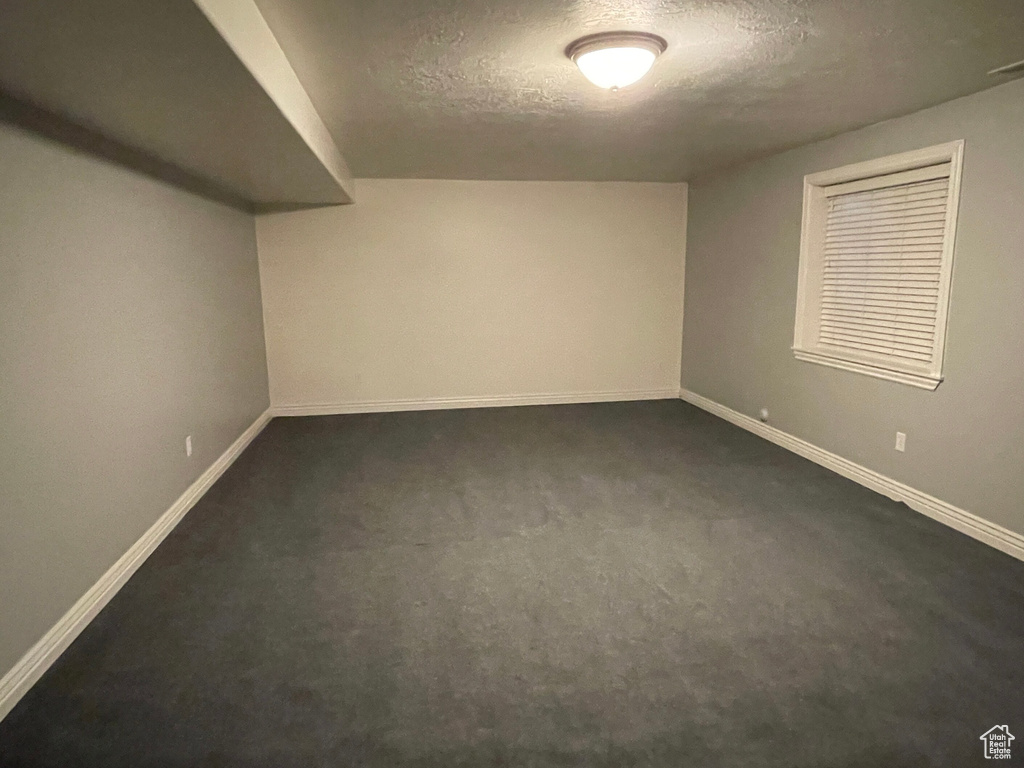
[682,77,1024,539]
[0,124,270,677]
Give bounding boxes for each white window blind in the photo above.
[793,142,963,390]
[819,165,950,365]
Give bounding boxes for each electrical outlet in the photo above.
[895,432,906,452]
[186,435,193,457]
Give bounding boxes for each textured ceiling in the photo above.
[255,0,1024,181]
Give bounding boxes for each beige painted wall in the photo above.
[682,77,1024,538]
[258,179,687,409]
[0,124,270,677]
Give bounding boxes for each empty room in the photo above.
[1,0,1023,765]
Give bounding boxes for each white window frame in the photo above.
[792,141,965,390]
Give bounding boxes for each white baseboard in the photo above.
[679,389,1024,562]
[272,388,680,417]
[0,409,273,723]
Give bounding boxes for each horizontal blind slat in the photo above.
[823,264,942,274]
[819,335,934,362]
[822,288,940,300]
[819,340,934,364]
[821,300,938,319]
[829,197,948,217]
[819,320,936,343]
[826,202,948,224]
[829,204,948,220]
[822,277,941,287]
[825,233,945,247]
[820,313,937,333]
[823,257,942,266]
[822,294,939,309]
[823,244,945,255]
[826,211,948,231]
[828,176,949,199]
[820,337,935,360]
[822,268,942,278]
[833,165,952,188]
[825,233,946,246]
[823,221,942,236]
[828,194,949,217]
[827,178,949,205]
[824,221,948,237]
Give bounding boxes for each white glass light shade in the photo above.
[575,46,657,89]
[567,32,667,90]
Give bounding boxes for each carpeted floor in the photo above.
[1,400,1022,767]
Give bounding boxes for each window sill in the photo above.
[793,348,942,391]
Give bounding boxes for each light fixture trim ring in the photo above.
[565,31,668,62]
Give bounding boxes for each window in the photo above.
[793,141,964,390]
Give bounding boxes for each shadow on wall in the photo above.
[0,91,251,211]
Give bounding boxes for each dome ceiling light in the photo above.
[566,31,667,90]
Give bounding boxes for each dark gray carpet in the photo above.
[1,400,1022,767]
